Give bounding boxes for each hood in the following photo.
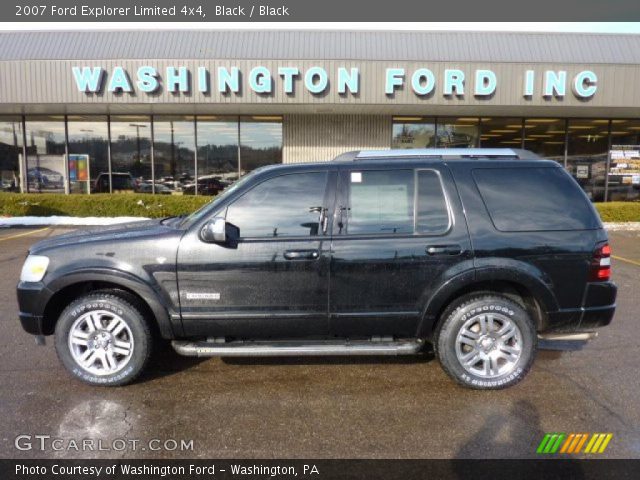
[28,218,179,255]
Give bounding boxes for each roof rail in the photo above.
[332,148,540,161]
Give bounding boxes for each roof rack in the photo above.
[333,148,540,161]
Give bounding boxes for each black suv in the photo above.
[17,149,616,389]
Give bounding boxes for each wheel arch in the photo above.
[418,267,558,338]
[41,272,177,339]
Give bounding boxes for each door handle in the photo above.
[284,249,320,260]
[426,244,463,256]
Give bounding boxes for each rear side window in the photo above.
[346,169,450,235]
[348,170,414,234]
[473,167,600,232]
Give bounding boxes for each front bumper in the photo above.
[17,281,54,336]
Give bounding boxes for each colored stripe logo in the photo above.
[537,433,612,454]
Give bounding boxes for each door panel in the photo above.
[329,165,472,337]
[177,237,330,338]
[177,170,336,338]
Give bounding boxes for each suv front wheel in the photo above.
[54,291,152,386]
[434,294,536,389]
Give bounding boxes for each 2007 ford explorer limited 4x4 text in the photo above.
[17,149,617,389]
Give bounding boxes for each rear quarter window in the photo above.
[472,167,601,232]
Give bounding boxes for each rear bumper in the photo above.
[544,281,617,333]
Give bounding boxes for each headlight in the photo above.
[20,255,49,282]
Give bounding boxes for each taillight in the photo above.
[589,243,611,282]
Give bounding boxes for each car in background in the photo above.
[182,175,229,195]
[27,167,64,190]
[137,182,172,194]
[92,173,136,193]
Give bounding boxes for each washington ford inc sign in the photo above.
[72,66,599,99]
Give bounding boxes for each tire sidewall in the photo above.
[55,294,149,386]
[437,296,536,389]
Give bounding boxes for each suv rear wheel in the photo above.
[54,291,152,386]
[434,294,536,389]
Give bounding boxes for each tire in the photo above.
[54,291,152,386]
[434,294,536,390]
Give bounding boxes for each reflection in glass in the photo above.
[153,116,196,193]
[608,120,640,201]
[239,116,282,175]
[0,116,23,192]
[67,116,109,193]
[524,118,566,163]
[193,117,239,196]
[479,118,522,149]
[567,119,609,201]
[348,170,414,235]
[392,118,436,149]
[24,116,66,193]
[110,116,152,193]
[436,118,479,148]
[226,172,327,237]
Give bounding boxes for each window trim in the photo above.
[224,170,332,241]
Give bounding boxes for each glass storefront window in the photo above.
[110,116,153,194]
[479,118,522,148]
[24,116,66,193]
[153,116,196,194]
[0,116,24,192]
[567,119,609,201]
[195,116,239,196]
[608,120,640,201]
[391,117,436,149]
[524,118,566,163]
[436,118,479,148]
[67,116,109,194]
[239,116,282,175]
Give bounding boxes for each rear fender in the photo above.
[417,259,559,337]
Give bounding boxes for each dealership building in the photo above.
[0,30,639,200]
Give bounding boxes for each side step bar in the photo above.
[172,339,424,357]
[537,331,598,351]
[538,332,598,341]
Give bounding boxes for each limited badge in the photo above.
[185,292,221,300]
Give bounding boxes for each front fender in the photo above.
[44,268,180,339]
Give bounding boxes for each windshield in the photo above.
[177,171,259,228]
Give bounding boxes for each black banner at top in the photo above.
[3,0,640,22]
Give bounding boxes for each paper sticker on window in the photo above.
[351,172,362,183]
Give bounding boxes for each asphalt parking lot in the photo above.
[0,226,639,459]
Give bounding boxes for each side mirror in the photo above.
[200,218,240,248]
[200,217,227,243]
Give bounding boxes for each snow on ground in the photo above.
[0,216,149,227]
[604,222,640,231]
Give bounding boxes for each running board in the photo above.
[172,339,424,357]
[537,331,597,351]
[538,332,598,342]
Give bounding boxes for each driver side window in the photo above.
[225,172,329,238]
